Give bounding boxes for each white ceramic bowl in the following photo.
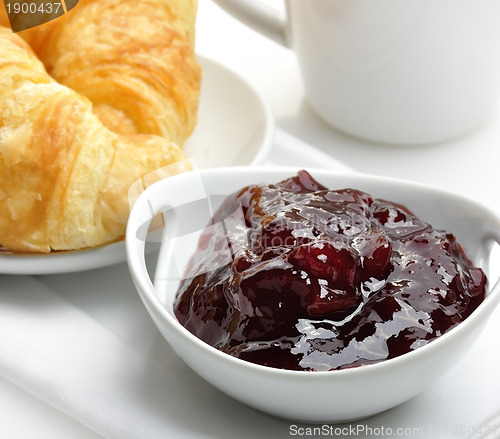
[126,167,500,423]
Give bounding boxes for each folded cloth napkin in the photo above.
[265,128,354,171]
[0,130,499,439]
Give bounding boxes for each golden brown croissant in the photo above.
[0,0,201,253]
[0,0,201,146]
[0,27,192,253]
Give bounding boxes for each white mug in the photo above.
[213,0,500,145]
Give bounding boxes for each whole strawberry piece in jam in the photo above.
[353,230,393,281]
[289,240,361,317]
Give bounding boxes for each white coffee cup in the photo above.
[213,0,500,145]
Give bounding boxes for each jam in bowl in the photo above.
[174,170,487,372]
[126,167,500,423]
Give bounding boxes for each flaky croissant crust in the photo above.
[0,0,201,253]
[1,0,201,145]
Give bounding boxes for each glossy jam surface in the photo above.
[174,171,487,371]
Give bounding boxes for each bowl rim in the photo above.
[126,166,500,378]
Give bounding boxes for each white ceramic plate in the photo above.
[185,56,274,168]
[0,56,274,275]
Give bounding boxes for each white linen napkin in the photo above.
[0,130,499,439]
[265,128,354,171]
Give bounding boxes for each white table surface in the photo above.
[2,1,500,438]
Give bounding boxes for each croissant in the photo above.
[0,0,200,253]
[0,0,201,146]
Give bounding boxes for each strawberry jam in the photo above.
[174,171,487,371]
